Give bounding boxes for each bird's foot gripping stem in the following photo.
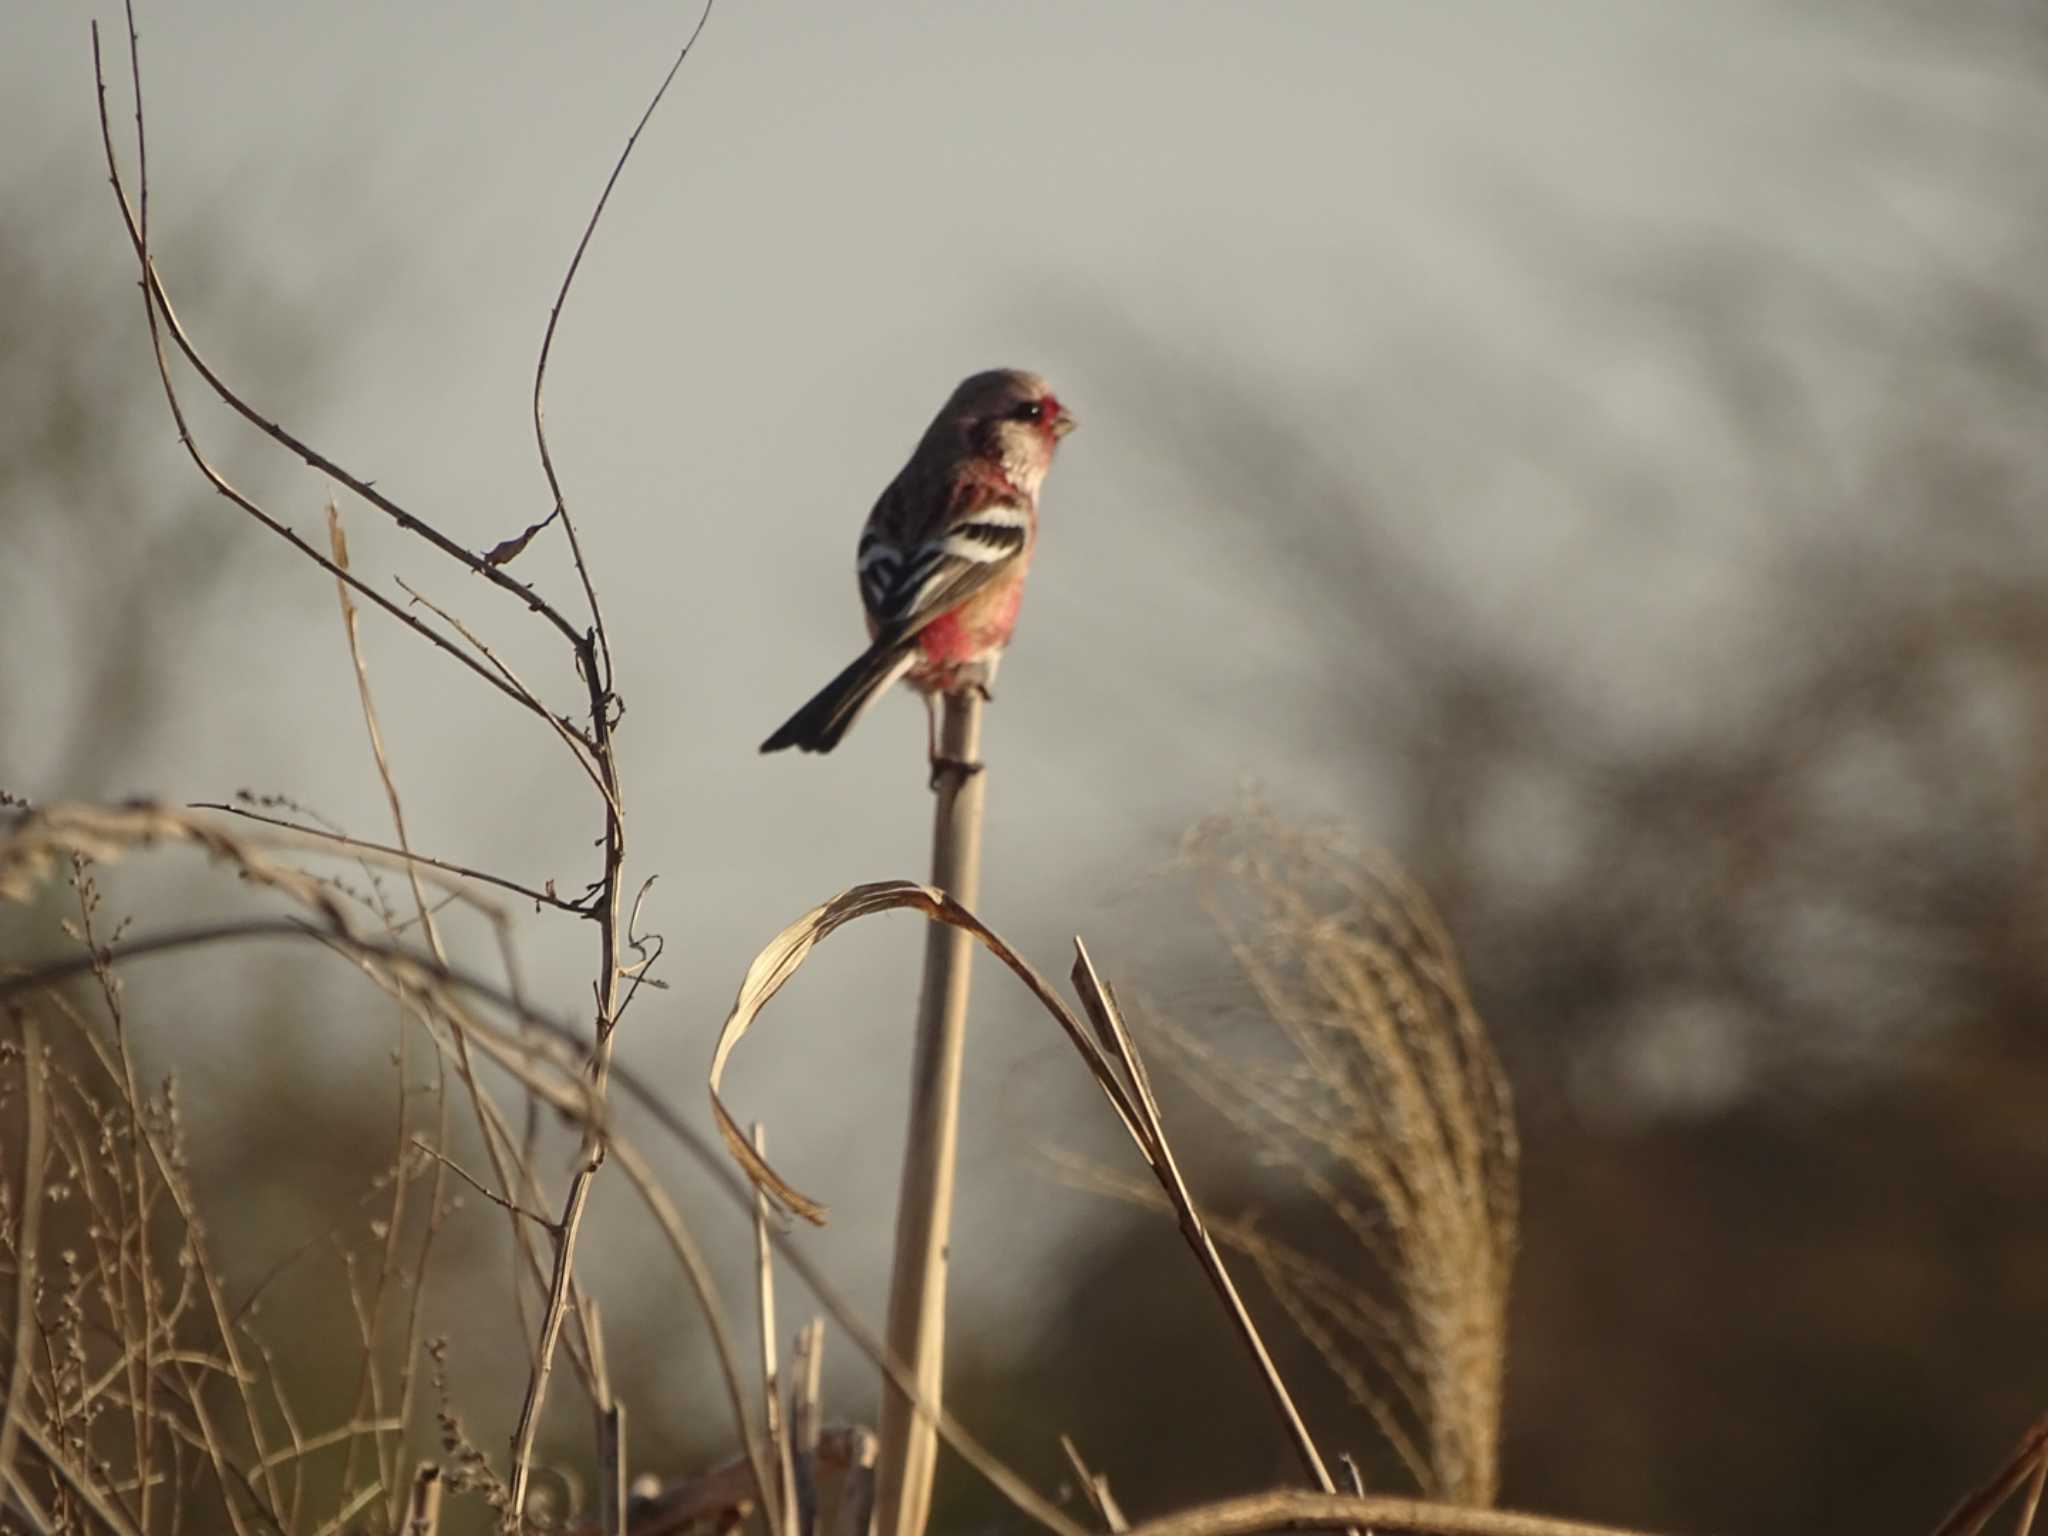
[928,754,985,792]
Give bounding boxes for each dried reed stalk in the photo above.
[1069,942,1342,1501]
[876,690,987,1536]
[755,1125,801,1536]
[1933,1416,2048,1536]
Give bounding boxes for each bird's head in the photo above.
[932,368,1076,493]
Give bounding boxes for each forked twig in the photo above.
[505,1,715,1510]
[391,575,617,811]
[408,1138,558,1231]
[89,28,569,721]
[98,63,585,650]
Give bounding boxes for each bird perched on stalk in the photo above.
[760,368,1076,768]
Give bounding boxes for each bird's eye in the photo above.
[1012,400,1045,422]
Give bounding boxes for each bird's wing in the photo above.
[857,469,1031,642]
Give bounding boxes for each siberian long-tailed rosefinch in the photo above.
[760,368,1076,761]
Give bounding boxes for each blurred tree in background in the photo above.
[955,66,2048,1530]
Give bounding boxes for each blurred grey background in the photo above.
[5,1,2047,1531]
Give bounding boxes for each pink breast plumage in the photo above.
[915,608,981,666]
[910,562,1028,682]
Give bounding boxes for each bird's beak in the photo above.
[1051,407,1077,438]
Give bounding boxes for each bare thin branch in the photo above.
[533,0,719,683]
[413,14,732,1515]
[391,577,615,809]
[87,28,550,718]
[94,38,586,651]
[408,1139,557,1232]
[192,802,583,914]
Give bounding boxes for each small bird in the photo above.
[760,368,1076,766]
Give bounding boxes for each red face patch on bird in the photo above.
[1010,393,1071,437]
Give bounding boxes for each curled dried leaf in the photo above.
[707,879,1108,1226]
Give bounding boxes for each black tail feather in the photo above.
[760,640,917,754]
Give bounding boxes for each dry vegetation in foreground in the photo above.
[0,7,2039,1536]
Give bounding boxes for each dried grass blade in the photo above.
[0,1013,47,1488]
[708,882,1143,1225]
